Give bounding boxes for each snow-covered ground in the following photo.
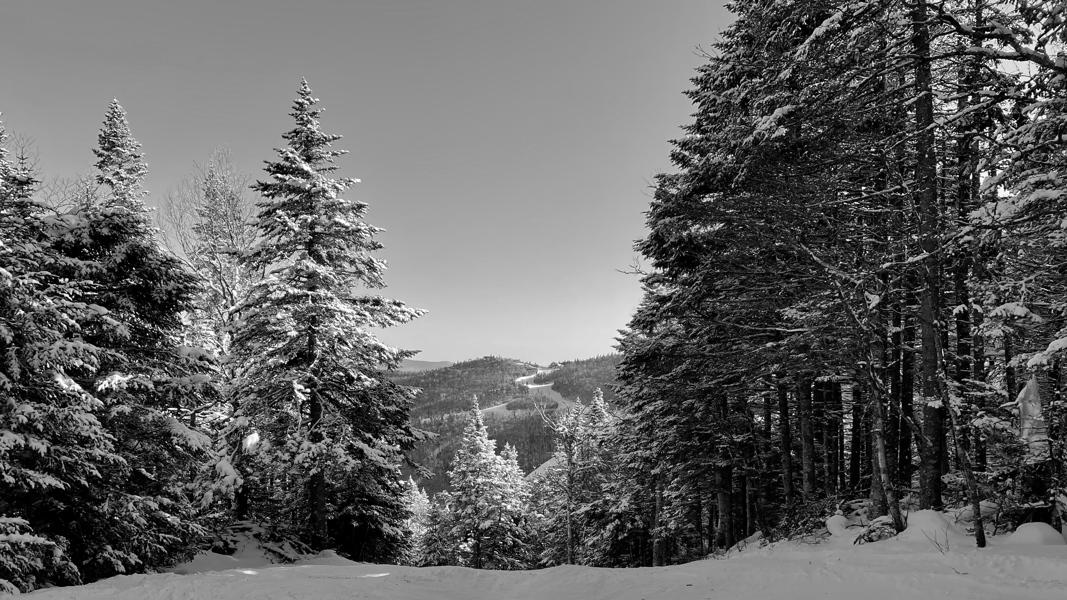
[24,510,1067,599]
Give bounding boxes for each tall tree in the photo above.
[227,80,424,555]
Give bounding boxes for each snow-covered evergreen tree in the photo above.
[418,493,458,566]
[532,389,614,566]
[0,105,209,588]
[226,79,425,556]
[399,478,431,565]
[448,397,532,569]
[0,118,95,593]
[93,100,149,211]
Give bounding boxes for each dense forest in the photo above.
[604,0,1067,563]
[5,0,1067,593]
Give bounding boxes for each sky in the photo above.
[0,0,734,365]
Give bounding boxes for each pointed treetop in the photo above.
[282,79,346,170]
[93,99,148,210]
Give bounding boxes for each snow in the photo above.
[23,518,1067,599]
[896,510,972,546]
[825,513,856,537]
[1004,523,1067,546]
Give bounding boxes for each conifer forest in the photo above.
[4,0,1067,596]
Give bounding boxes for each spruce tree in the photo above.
[228,79,425,554]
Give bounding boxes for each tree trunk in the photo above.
[308,386,328,550]
[715,466,733,550]
[972,307,987,470]
[947,398,987,547]
[914,0,943,511]
[850,385,863,490]
[566,452,575,565]
[828,382,842,495]
[653,480,666,566]
[814,380,826,497]
[888,304,902,484]
[798,377,817,501]
[900,310,915,485]
[778,382,795,503]
[869,378,905,531]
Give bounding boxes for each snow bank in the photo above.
[294,549,362,567]
[896,509,972,547]
[1004,522,1067,546]
[167,528,311,575]
[952,500,998,523]
[24,513,1067,600]
[825,514,855,537]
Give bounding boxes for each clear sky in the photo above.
[0,0,734,365]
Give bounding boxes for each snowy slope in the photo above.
[24,522,1067,599]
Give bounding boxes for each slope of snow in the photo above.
[25,527,1067,599]
[1005,523,1067,546]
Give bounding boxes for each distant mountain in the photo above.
[398,359,454,372]
[387,356,547,495]
[388,354,622,496]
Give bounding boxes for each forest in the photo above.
[532,354,621,403]
[4,0,1067,594]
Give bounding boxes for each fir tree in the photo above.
[227,79,425,554]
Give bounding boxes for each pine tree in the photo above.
[227,79,425,555]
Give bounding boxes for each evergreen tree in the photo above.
[226,79,425,555]
[448,397,531,569]
[533,393,612,565]
[1,102,210,589]
[418,493,458,567]
[93,100,149,211]
[400,478,431,565]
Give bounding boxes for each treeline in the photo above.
[605,0,1067,566]
[533,354,620,403]
[0,81,424,593]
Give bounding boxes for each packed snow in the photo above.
[22,511,1067,599]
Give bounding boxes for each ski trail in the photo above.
[480,369,573,417]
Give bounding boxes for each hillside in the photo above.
[387,355,622,496]
[534,353,621,403]
[387,356,555,495]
